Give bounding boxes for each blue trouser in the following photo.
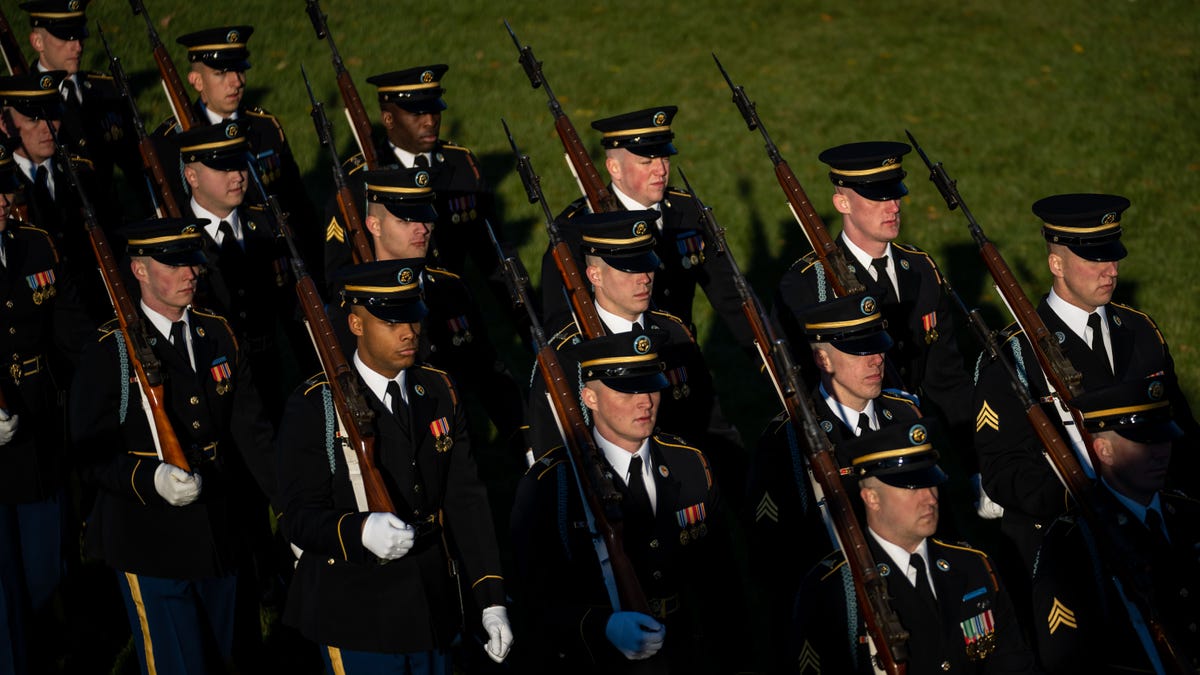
[0,497,63,675]
[321,645,452,675]
[117,571,238,675]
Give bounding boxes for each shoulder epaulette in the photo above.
[892,243,943,280]
[880,388,921,409]
[342,152,367,176]
[665,187,691,199]
[189,308,239,351]
[417,364,458,405]
[244,106,286,141]
[425,266,460,280]
[302,372,330,396]
[648,309,695,341]
[14,223,59,258]
[654,432,712,487]
[793,251,822,275]
[550,324,582,349]
[560,201,588,220]
[84,70,113,82]
[439,142,470,154]
[931,538,990,560]
[528,446,566,479]
[1109,302,1165,342]
[97,318,120,341]
[67,154,94,171]
[818,552,849,581]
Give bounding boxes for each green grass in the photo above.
[81,0,1200,423]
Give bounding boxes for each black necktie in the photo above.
[170,321,191,365]
[1088,312,1112,374]
[857,412,871,436]
[625,455,654,523]
[910,553,938,609]
[413,153,430,168]
[33,164,53,205]
[217,220,243,258]
[61,78,79,107]
[871,257,896,302]
[1145,508,1170,548]
[386,379,407,419]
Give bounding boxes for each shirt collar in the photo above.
[868,528,931,577]
[353,350,408,408]
[610,183,663,232]
[1102,477,1162,528]
[840,232,892,272]
[593,427,652,484]
[1046,287,1107,342]
[819,381,877,434]
[11,152,48,183]
[140,300,190,341]
[390,143,430,169]
[201,104,238,124]
[595,302,646,334]
[191,198,240,246]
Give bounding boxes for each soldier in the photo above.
[791,422,1038,674]
[973,193,1197,574]
[511,330,747,674]
[69,218,277,675]
[527,210,743,491]
[1031,376,1198,673]
[0,135,91,675]
[172,119,305,423]
[351,167,527,455]
[324,65,504,301]
[538,106,751,347]
[745,291,922,672]
[19,0,137,211]
[775,141,973,432]
[275,259,512,673]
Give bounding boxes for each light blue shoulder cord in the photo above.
[321,385,337,476]
[784,421,809,512]
[114,331,130,424]
[814,261,829,303]
[841,563,859,669]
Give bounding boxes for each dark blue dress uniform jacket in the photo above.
[276,364,506,654]
[69,307,276,579]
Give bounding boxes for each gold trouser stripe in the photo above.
[124,572,158,675]
[327,646,346,675]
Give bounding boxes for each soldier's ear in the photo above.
[347,310,364,337]
[1092,435,1117,467]
[186,69,203,94]
[182,165,199,190]
[380,109,394,130]
[605,155,621,181]
[29,30,43,53]
[129,258,148,283]
[1047,252,1065,279]
[580,383,599,412]
[365,214,382,238]
[832,191,852,215]
[585,263,602,287]
[812,347,832,374]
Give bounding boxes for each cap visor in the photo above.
[625,141,677,158]
[153,249,208,267]
[604,251,660,274]
[830,330,894,356]
[202,58,251,72]
[383,203,439,223]
[397,98,448,115]
[1067,240,1127,262]
[14,103,63,121]
[365,301,429,324]
[852,180,908,202]
[47,24,88,41]
[1115,421,1184,445]
[201,156,249,172]
[602,372,669,394]
[875,464,949,489]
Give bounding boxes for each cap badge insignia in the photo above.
[1102,212,1118,225]
[421,70,435,83]
[883,409,894,420]
[937,558,950,571]
[633,334,651,355]
[39,75,53,90]
[882,157,897,166]
[877,563,891,576]
[1055,331,1066,344]
[653,111,667,126]
[397,268,414,284]
[909,424,928,444]
[414,384,425,396]
[633,220,649,236]
[659,465,670,478]
[861,296,876,315]
[227,30,240,44]
[181,224,198,234]
[820,420,833,433]
[68,0,81,9]
[415,170,430,187]
[1113,315,1123,327]
[900,259,911,270]
[1148,380,1165,401]
[225,123,239,138]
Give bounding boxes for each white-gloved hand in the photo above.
[0,411,17,445]
[481,605,513,663]
[605,611,665,660]
[153,463,202,506]
[972,473,1004,520]
[360,512,415,560]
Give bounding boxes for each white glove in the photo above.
[153,463,202,506]
[0,410,16,445]
[361,512,415,560]
[972,473,1004,520]
[481,605,513,663]
[605,611,665,660]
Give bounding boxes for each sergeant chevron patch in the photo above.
[797,640,820,674]
[325,217,345,243]
[1047,598,1077,634]
[976,401,1000,432]
[755,493,779,523]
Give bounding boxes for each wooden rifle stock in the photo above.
[486,217,648,614]
[306,0,378,170]
[271,194,394,513]
[713,54,863,298]
[505,21,617,213]
[950,285,1189,673]
[502,119,605,339]
[0,6,28,75]
[98,24,181,218]
[128,0,198,131]
[680,169,908,673]
[906,131,1097,466]
[302,65,373,264]
[50,126,189,472]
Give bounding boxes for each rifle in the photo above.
[49,125,190,472]
[905,131,1097,469]
[678,168,909,673]
[713,54,864,298]
[0,5,27,75]
[302,65,373,265]
[502,119,605,340]
[305,0,378,169]
[128,0,199,131]
[97,23,182,219]
[504,21,617,213]
[949,284,1190,674]
[485,215,648,615]
[269,191,394,513]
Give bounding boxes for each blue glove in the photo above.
[605,611,665,660]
